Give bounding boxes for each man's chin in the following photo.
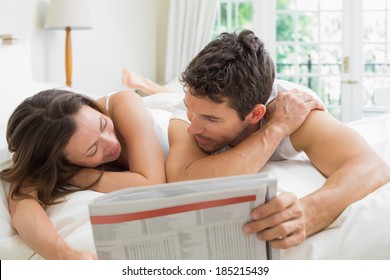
[197,142,222,154]
[196,143,210,153]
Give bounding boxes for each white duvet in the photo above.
[1,93,390,259]
[2,42,387,259]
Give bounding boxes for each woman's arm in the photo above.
[8,187,97,259]
[292,111,390,236]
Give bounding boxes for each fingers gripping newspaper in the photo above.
[88,173,279,260]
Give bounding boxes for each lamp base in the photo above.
[65,27,72,87]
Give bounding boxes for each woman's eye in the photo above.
[87,145,98,157]
[101,118,108,131]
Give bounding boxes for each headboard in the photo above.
[0,34,34,129]
[0,34,17,45]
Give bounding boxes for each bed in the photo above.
[1,39,390,260]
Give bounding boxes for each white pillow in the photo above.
[164,78,184,94]
[142,92,184,113]
[0,41,34,130]
[347,113,390,166]
[0,81,63,131]
[0,156,36,260]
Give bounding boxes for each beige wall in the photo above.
[0,0,170,96]
[156,0,169,84]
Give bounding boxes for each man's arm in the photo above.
[166,118,285,182]
[166,90,324,182]
[245,110,390,248]
[293,110,390,235]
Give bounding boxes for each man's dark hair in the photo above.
[181,29,275,120]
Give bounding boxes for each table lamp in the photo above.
[44,0,93,87]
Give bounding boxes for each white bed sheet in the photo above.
[1,41,389,259]
[1,91,390,259]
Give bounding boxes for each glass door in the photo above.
[274,0,347,120]
[214,0,390,121]
[361,0,390,117]
[273,0,390,121]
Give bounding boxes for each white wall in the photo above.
[0,0,169,96]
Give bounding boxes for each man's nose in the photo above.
[187,117,204,135]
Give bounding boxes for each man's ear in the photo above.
[246,104,266,124]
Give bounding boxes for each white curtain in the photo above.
[253,0,276,60]
[164,0,218,83]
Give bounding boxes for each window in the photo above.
[275,0,343,119]
[213,0,254,38]
[213,0,390,121]
[362,0,390,117]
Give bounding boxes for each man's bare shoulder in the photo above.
[291,110,373,176]
[290,110,342,150]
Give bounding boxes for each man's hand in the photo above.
[265,89,325,137]
[243,192,306,249]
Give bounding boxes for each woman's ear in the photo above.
[246,104,266,124]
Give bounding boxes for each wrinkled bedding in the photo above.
[1,90,389,259]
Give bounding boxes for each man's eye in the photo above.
[205,116,218,122]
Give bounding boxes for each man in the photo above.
[166,30,390,249]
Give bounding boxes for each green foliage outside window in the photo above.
[213,1,254,38]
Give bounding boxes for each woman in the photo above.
[0,88,166,259]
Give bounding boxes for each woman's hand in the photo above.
[56,238,97,260]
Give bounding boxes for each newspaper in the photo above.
[88,173,279,260]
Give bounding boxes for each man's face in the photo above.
[184,90,251,153]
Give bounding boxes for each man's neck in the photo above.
[230,121,262,147]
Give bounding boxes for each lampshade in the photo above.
[44,0,93,30]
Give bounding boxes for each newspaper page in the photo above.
[88,173,279,260]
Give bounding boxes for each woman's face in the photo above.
[64,105,122,168]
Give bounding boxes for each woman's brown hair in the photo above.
[0,89,107,205]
